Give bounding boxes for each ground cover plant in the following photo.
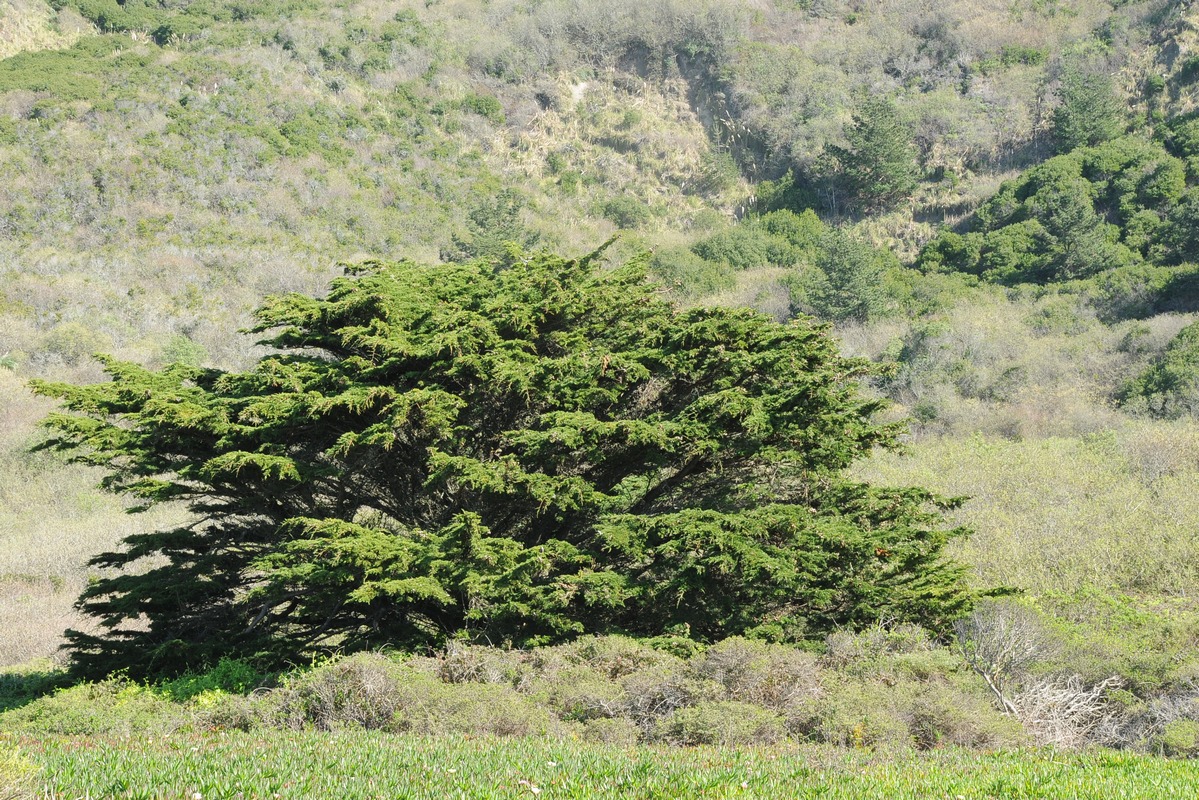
[13,732,1199,800]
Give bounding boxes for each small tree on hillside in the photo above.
[34,247,974,679]
[440,189,540,263]
[825,97,919,214]
[793,229,891,322]
[1052,68,1125,154]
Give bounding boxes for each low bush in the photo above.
[655,700,785,746]
[0,632,1179,753]
[0,679,181,737]
[1119,321,1199,417]
[690,637,821,710]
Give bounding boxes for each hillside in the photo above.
[3,0,1199,762]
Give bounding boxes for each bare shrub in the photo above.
[582,716,641,746]
[1010,674,1124,749]
[956,599,1060,714]
[801,680,915,748]
[277,651,562,737]
[619,663,719,733]
[540,666,626,722]
[903,683,1026,749]
[437,640,522,685]
[564,636,679,679]
[1113,683,1199,754]
[401,681,561,738]
[281,652,406,731]
[823,622,933,670]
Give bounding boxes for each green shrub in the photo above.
[160,658,267,701]
[40,322,111,364]
[691,225,778,269]
[1158,719,1199,757]
[601,196,653,229]
[649,246,735,298]
[1119,321,1199,417]
[656,700,785,745]
[0,679,180,737]
[919,137,1183,285]
[757,209,826,254]
[158,335,209,368]
[791,229,892,321]
[0,667,65,714]
[1053,68,1125,153]
[459,93,505,125]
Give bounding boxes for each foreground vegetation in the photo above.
[3,631,1199,798]
[9,732,1199,800]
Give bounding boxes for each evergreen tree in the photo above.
[794,229,889,322]
[826,97,919,214]
[1052,69,1125,154]
[439,189,540,263]
[33,248,974,679]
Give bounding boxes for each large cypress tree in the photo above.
[33,247,973,679]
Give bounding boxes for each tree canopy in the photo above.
[33,248,973,679]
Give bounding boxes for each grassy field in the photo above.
[6,732,1199,799]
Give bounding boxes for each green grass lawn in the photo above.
[11,732,1199,799]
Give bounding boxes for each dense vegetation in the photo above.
[32,250,971,678]
[5,0,1199,793]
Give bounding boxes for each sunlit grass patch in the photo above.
[18,731,1199,800]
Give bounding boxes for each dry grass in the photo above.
[0,374,188,667]
[0,0,82,61]
[855,420,1199,598]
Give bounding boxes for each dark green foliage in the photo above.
[1078,262,1199,321]
[1053,68,1126,154]
[1161,189,1199,264]
[758,209,825,253]
[916,137,1184,284]
[825,97,919,214]
[1119,322,1199,417]
[601,197,653,229]
[753,171,821,216]
[792,229,893,322]
[0,35,131,100]
[457,94,505,125]
[1162,114,1199,179]
[33,249,972,679]
[691,225,777,270]
[52,0,316,43]
[440,190,540,263]
[691,210,826,272]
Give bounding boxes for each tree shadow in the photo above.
[0,665,69,714]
